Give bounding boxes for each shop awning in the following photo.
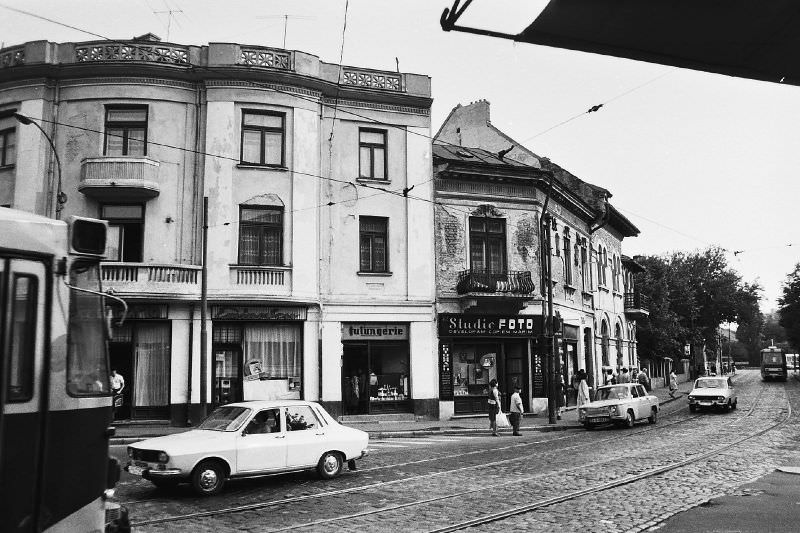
[441,0,800,86]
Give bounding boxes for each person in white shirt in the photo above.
[110,369,125,395]
[509,385,524,436]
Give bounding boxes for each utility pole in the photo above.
[200,197,209,418]
[538,172,558,424]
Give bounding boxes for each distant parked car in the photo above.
[578,383,659,429]
[125,400,369,495]
[688,377,737,412]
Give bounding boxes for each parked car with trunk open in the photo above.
[125,400,369,495]
[578,383,659,429]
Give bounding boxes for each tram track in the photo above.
[130,377,769,529]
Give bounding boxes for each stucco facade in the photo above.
[433,101,646,416]
[0,36,434,424]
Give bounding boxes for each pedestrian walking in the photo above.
[618,367,630,383]
[668,370,678,398]
[487,379,501,436]
[509,385,524,436]
[637,367,650,391]
[557,374,566,420]
[731,362,737,374]
[576,369,590,407]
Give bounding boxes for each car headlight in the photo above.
[609,405,618,415]
[157,451,169,463]
[127,447,134,459]
[717,396,725,401]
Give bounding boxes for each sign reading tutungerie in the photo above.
[342,323,409,341]
[438,314,543,337]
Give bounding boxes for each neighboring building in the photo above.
[433,100,648,416]
[0,35,434,424]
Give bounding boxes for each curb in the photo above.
[110,388,689,445]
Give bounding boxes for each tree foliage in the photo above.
[634,247,762,362]
[778,263,800,351]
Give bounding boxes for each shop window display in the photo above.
[342,340,410,414]
[452,345,498,397]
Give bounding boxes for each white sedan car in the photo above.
[125,400,369,495]
[578,383,659,429]
[688,376,738,412]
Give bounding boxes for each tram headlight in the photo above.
[157,451,170,463]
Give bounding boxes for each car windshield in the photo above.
[198,406,252,431]
[695,379,725,389]
[595,386,630,400]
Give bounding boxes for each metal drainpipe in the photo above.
[186,304,194,426]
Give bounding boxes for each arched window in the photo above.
[615,323,623,368]
[601,321,610,366]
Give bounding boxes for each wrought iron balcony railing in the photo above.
[624,291,650,314]
[456,269,535,295]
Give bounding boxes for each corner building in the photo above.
[0,35,434,424]
[433,100,648,417]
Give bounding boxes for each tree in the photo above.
[778,263,800,351]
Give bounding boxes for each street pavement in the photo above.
[112,369,800,532]
[111,377,695,445]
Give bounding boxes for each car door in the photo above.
[628,385,643,419]
[284,404,328,468]
[634,385,649,418]
[236,408,288,473]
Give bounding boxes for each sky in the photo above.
[2,0,798,311]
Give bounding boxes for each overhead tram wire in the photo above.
[0,4,688,238]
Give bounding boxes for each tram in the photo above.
[760,345,787,381]
[0,207,129,532]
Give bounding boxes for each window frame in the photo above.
[103,105,148,156]
[0,127,16,167]
[100,203,145,262]
[7,273,38,402]
[359,216,389,273]
[237,205,285,266]
[469,216,507,274]
[240,110,286,167]
[358,128,388,180]
[564,234,572,286]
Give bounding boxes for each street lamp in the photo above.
[14,113,66,218]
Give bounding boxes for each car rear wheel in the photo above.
[623,410,635,428]
[317,451,343,480]
[191,460,226,496]
[725,400,732,412]
[731,398,738,410]
[648,407,658,424]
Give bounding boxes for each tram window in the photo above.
[8,274,37,402]
[67,262,110,396]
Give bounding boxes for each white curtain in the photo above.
[243,323,300,378]
[134,323,170,406]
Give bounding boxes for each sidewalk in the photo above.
[110,379,694,445]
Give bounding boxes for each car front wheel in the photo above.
[623,410,635,428]
[731,398,738,410]
[191,460,226,496]
[648,407,657,424]
[317,451,343,480]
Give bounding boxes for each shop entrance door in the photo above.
[214,349,242,407]
[341,343,369,415]
[109,343,133,420]
[503,342,528,412]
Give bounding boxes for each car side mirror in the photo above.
[241,429,248,437]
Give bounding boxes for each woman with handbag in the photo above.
[487,379,501,436]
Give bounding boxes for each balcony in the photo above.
[101,263,200,298]
[227,265,292,297]
[624,291,650,319]
[456,270,535,296]
[79,157,160,201]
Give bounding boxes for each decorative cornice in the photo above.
[204,79,321,98]
[59,76,197,91]
[341,68,402,92]
[320,96,429,116]
[75,43,189,65]
[238,47,292,70]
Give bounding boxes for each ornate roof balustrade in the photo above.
[0,46,24,68]
[74,41,189,65]
[238,46,292,70]
[342,68,403,91]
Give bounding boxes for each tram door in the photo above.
[0,258,46,532]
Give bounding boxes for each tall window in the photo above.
[0,128,15,167]
[601,321,610,366]
[597,246,608,287]
[581,240,589,289]
[564,234,572,285]
[101,204,144,262]
[470,217,506,273]
[612,255,620,291]
[241,111,285,166]
[104,106,147,156]
[359,216,388,272]
[359,128,387,180]
[238,206,283,265]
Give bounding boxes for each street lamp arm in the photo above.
[14,113,66,218]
